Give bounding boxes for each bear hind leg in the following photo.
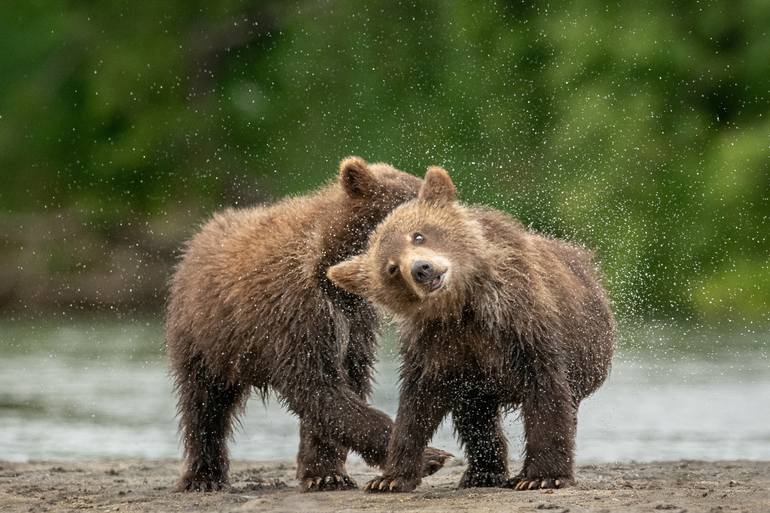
[506,392,577,491]
[174,360,248,492]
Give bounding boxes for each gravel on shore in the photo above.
[1,459,768,513]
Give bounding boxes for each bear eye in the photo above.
[412,232,425,245]
[386,263,399,277]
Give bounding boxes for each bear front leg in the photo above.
[344,311,378,401]
[277,372,396,465]
[506,378,577,491]
[277,345,451,480]
[344,318,451,476]
[292,317,374,492]
[365,376,451,493]
[452,392,509,488]
[296,419,357,492]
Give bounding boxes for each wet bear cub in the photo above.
[166,158,450,492]
[328,167,615,492]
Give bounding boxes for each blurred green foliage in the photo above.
[1,1,768,322]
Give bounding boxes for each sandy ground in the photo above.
[1,459,768,513]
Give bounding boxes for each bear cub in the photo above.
[166,158,451,493]
[328,166,615,492]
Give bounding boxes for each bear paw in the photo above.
[363,475,418,493]
[421,446,454,477]
[176,473,228,492]
[458,470,507,488]
[504,475,573,491]
[300,473,357,492]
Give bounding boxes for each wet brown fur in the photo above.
[328,167,615,493]
[165,158,451,493]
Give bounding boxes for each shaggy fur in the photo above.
[166,158,451,493]
[328,167,615,493]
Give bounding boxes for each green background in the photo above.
[1,1,768,323]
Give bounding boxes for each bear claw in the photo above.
[301,473,357,492]
[363,476,417,493]
[504,476,571,491]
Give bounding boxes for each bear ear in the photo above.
[339,156,377,198]
[327,254,369,296]
[418,166,456,204]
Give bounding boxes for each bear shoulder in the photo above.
[465,204,527,248]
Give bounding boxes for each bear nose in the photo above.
[411,260,435,284]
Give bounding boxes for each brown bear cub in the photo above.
[166,157,451,493]
[328,167,615,492]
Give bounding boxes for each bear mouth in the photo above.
[426,273,445,294]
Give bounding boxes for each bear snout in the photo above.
[410,260,446,293]
[411,260,438,284]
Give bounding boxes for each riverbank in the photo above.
[1,459,767,513]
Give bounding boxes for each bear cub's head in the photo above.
[329,166,485,319]
[338,156,423,217]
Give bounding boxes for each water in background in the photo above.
[1,317,768,463]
